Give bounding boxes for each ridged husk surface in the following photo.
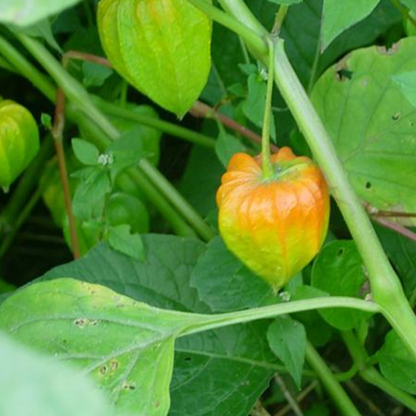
[97,0,212,117]
[217,147,330,291]
[0,100,39,190]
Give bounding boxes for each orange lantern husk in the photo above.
[216,147,330,292]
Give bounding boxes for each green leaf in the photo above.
[393,71,416,108]
[0,0,82,26]
[311,241,369,330]
[191,236,274,312]
[267,316,307,389]
[0,332,112,416]
[72,169,111,220]
[377,330,416,394]
[43,236,209,312]
[97,0,212,117]
[82,61,113,88]
[106,130,145,175]
[311,38,416,221]
[41,236,275,416]
[215,132,246,168]
[172,321,275,416]
[180,146,223,217]
[109,104,161,167]
[376,225,416,299]
[108,225,145,262]
[280,0,400,87]
[321,0,381,50]
[0,278,206,416]
[72,138,100,166]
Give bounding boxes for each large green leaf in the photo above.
[41,236,275,416]
[0,331,112,416]
[191,236,274,312]
[311,241,369,330]
[180,146,223,218]
[312,38,416,219]
[0,278,205,416]
[252,0,400,87]
[0,0,82,26]
[172,321,275,416]
[321,0,381,50]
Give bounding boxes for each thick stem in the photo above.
[138,160,215,240]
[188,0,267,54]
[272,40,416,358]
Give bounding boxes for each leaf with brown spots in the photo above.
[312,38,416,224]
[0,278,209,416]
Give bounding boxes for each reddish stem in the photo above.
[64,51,274,153]
[52,88,81,260]
[373,217,416,243]
[64,51,112,68]
[190,101,279,152]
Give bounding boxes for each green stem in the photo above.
[272,40,416,359]
[93,97,215,149]
[272,5,289,34]
[0,55,16,73]
[0,37,55,101]
[138,159,215,240]
[305,343,360,416]
[342,330,416,413]
[261,38,275,179]
[0,50,215,150]
[10,33,214,241]
[361,368,416,413]
[181,296,379,337]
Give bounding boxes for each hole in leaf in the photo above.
[336,69,353,81]
[184,356,192,362]
[365,182,372,189]
[123,382,136,391]
[337,249,344,256]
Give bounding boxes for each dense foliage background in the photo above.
[1,0,416,415]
